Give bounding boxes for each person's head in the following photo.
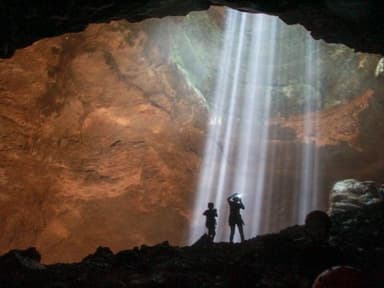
[305,210,331,243]
[208,202,214,209]
[233,196,241,202]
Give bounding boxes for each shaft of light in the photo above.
[189,8,322,244]
[298,38,321,223]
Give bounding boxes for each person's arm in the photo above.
[227,193,237,203]
[203,210,207,216]
[240,200,245,209]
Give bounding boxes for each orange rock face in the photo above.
[266,86,384,227]
[0,20,207,263]
[274,89,376,149]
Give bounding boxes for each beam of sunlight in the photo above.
[189,8,321,243]
[188,11,239,242]
[298,39,321,223]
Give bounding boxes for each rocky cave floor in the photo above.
[1,203,384,288]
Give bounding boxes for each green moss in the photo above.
[169,11,222,107]
[100,9,380,116]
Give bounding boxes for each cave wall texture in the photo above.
[1,1,384,264]
[0,14,212,263]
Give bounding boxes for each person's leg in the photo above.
[238,223,245,242]
[208,226,215,242]
[229,225,235,243]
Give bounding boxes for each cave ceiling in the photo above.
[2,0,384,58]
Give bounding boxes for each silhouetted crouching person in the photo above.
[227,193,245,243]
[203,202,218,242]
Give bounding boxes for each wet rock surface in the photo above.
[1,203,384,287]
[328,179,381,215]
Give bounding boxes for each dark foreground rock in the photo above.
[1,203,384,288]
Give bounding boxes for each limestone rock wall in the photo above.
[0,18,207,263]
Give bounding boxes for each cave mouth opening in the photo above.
[0,4,383,263]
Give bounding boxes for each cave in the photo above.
[1,1,384,287]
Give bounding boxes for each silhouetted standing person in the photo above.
[203,202,218,242]
[227,193,245,243]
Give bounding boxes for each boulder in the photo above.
[0,247,45,271]
[328,179,381,215]
[82,246,115,266]
[191,234,212,248]
[312,266,367,288]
